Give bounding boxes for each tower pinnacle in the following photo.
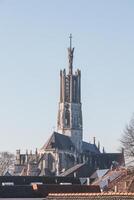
[68,34,74,74]
[57,36,83,152]
[69,34,72,49]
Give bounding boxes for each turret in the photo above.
[16,149,20,165]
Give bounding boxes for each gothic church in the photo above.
[14,36,124,177]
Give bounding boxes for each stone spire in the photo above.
[68,34,74,75]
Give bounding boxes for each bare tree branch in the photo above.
[120,115,134,160]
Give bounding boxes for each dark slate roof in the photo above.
[42,133,100,153]
[60,163,86,177]
[95,153,125,168]
[42,132,75,151]
[38,185,101,195]
[82,141,100,154]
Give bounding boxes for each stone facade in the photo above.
[14,149,40,176]
[39,132,77,176]
[57,34,82,152]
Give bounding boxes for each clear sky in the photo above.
[0,0,134,153]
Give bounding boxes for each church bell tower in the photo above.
[57,35,83,152]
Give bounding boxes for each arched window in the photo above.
[65,109,70,127]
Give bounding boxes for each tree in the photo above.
[121,116,134,161]
[0,152,15,175]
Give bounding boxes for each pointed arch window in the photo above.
[65,108,70,127]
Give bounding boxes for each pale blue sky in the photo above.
[0,0,134,153]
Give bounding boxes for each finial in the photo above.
[69,34,72,49]
[68,34,74,74]
[102,147,105,153]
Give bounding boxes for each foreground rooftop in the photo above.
[45,192,134,200]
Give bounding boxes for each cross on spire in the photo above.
[69,34,72,49]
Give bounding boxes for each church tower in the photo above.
[57,35,83,152]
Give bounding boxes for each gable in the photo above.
[42,132,75,151]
